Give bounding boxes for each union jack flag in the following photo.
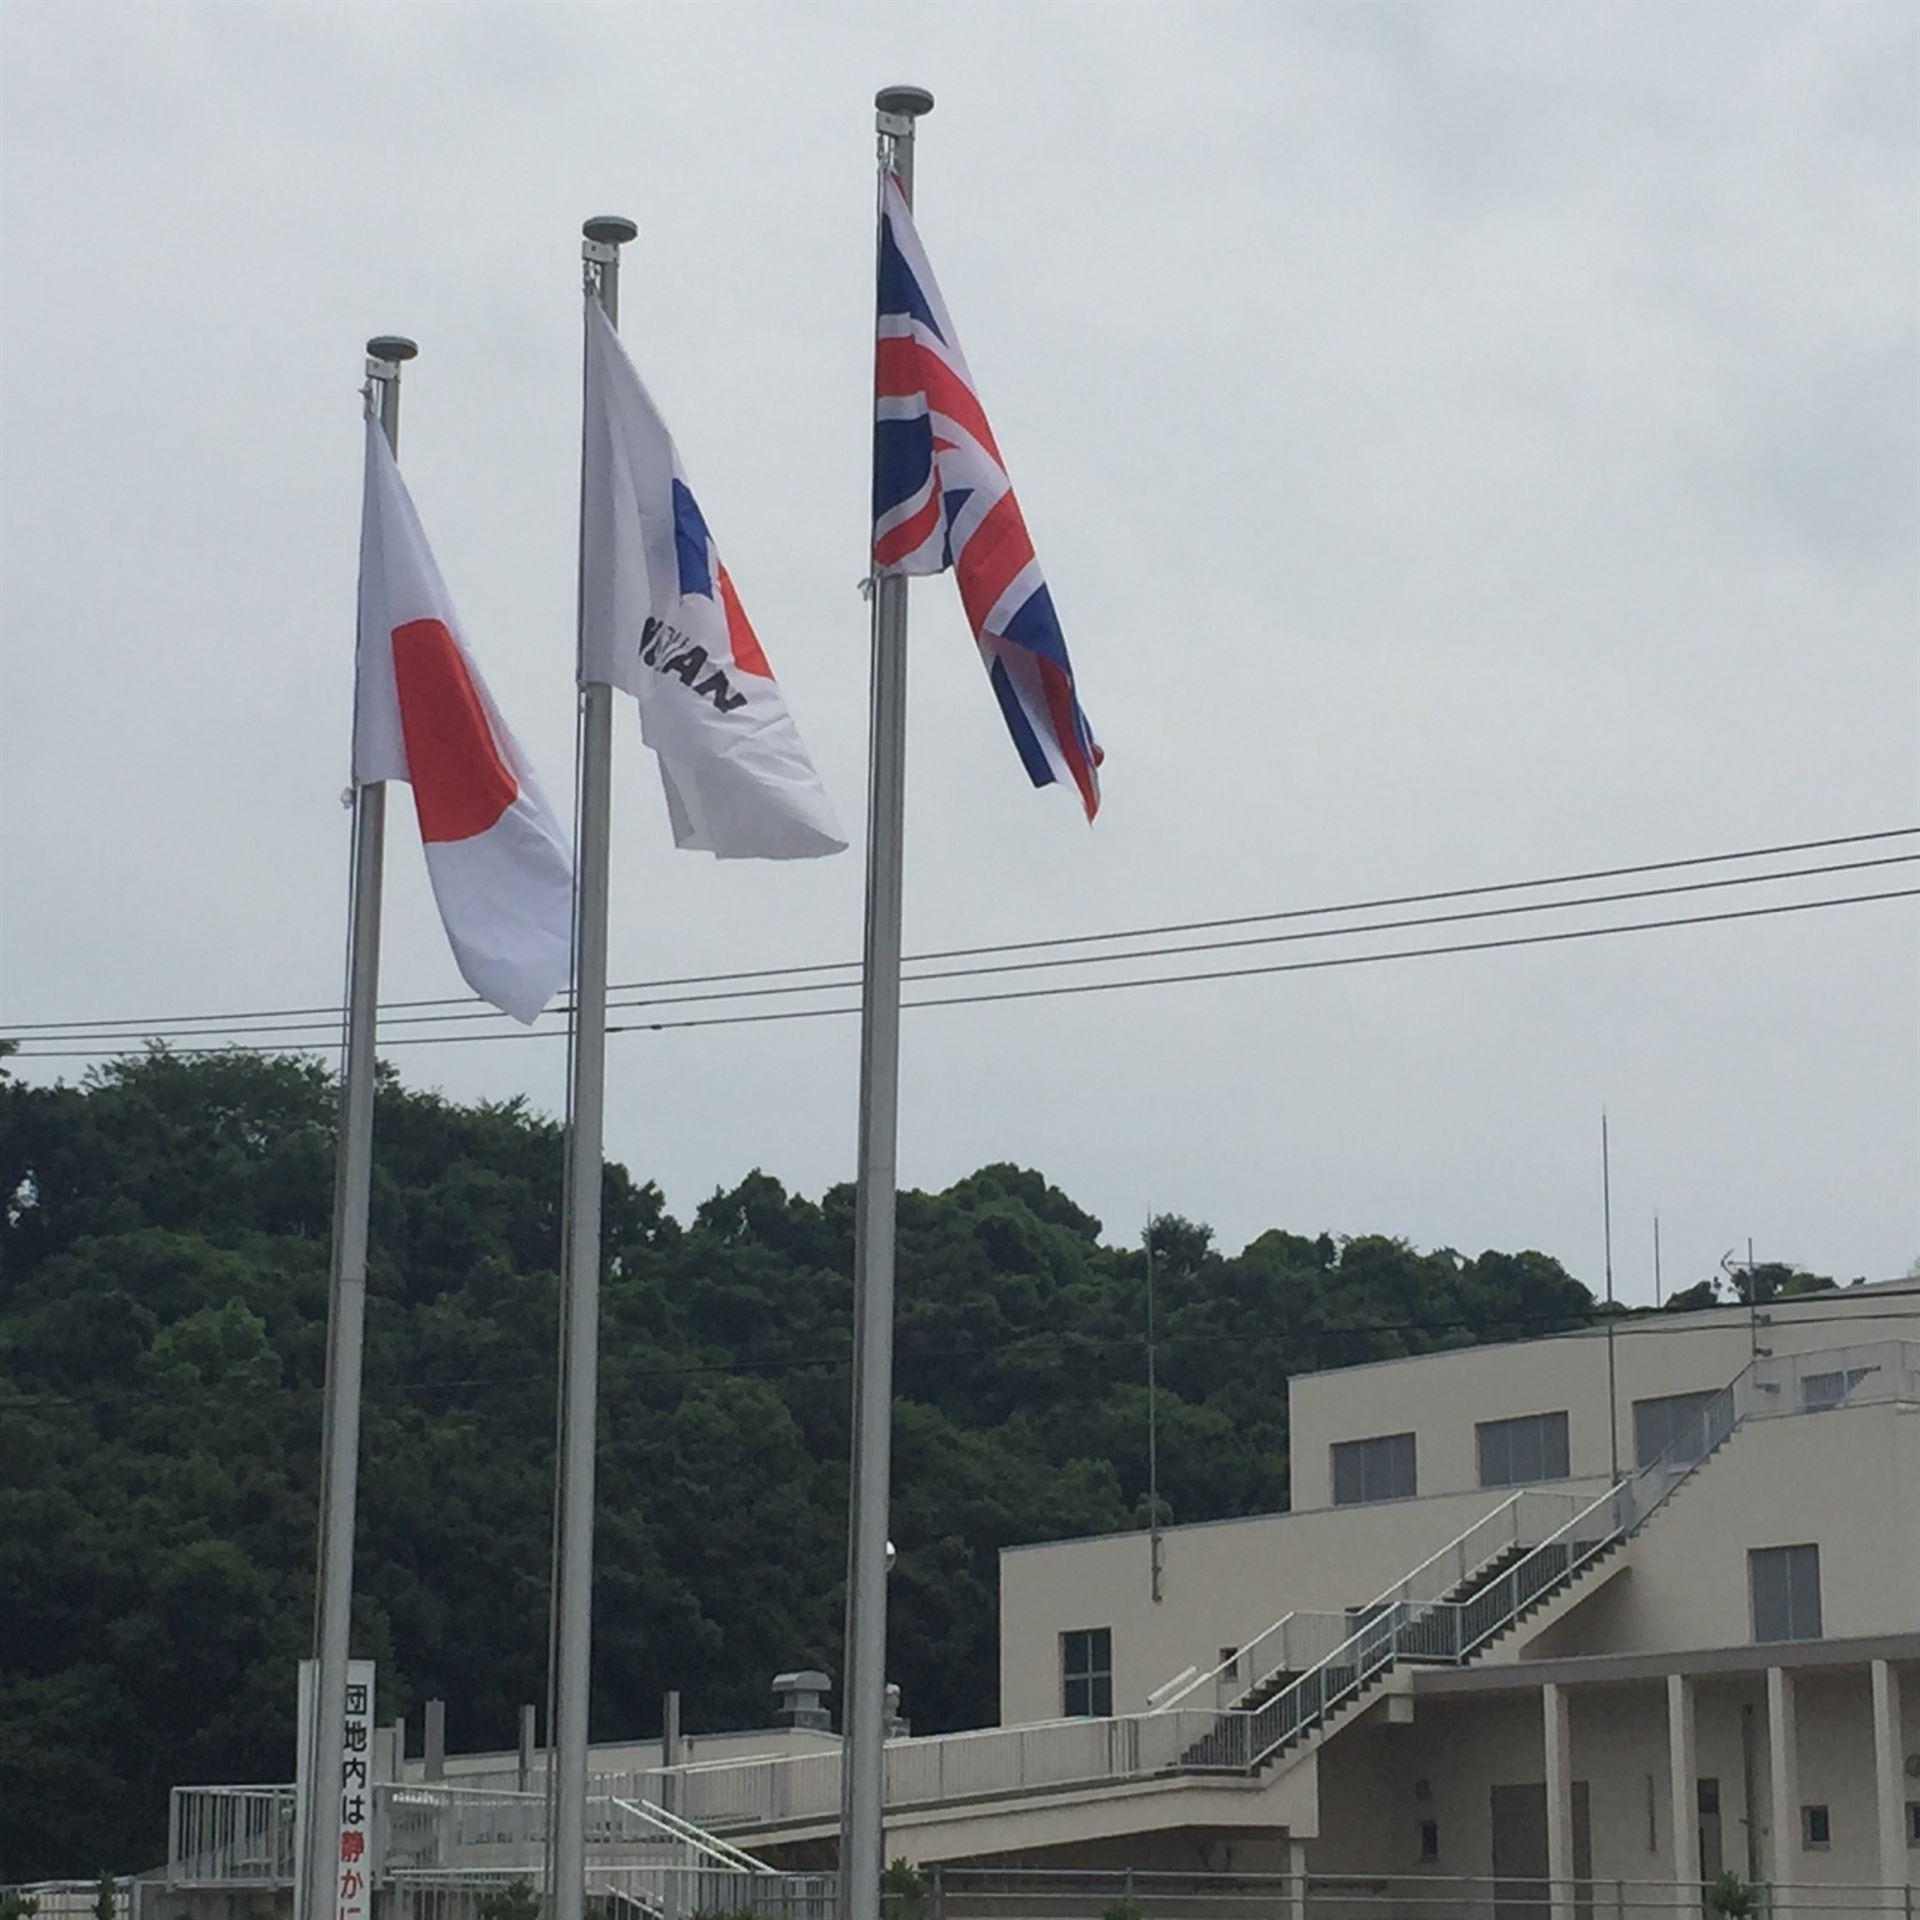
[872,174,1102,820]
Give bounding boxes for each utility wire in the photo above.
[5,825,1913,1039]
[9,884,1915,1061]
[15,850,1908,1047]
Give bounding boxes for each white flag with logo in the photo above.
[356,419,573,1021]
[580,300,846,860]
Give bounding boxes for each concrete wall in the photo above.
[999,1486,1582,1722]
[1289,1284,1919,1511]
[1524,1399,1920,1658]
[1001,1288,1919,1725]
[1310,1665,1916,1896]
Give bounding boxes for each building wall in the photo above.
[1309,1666,1913,1895]
[999,1485,1590,1723]
[1289,1285,1918,1511]
[1000,1289,1919,1726]
[1524,1399,1920,1657]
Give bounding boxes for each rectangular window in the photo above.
[1217,1646,1239,1680]
[1477,1411,1572,1488]
[1801,1805,1830,1849]
[1331,1431,1417,1506]
[1419,1820,1439,1862]
[1061,1627,1112,1718]
[1802,1366,1876,1410]
[1633,1391,1720,1469]
[1908,1801,1920,1845]
[1750,1544,1823,1643]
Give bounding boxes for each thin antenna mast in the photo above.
[1602,1111,1619,1484]
[1145,1212,1162,1603]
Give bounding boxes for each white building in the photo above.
[155,1283,1920,1919]
[982,1281,1920,1912]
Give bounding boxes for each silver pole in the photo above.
[298,332,415,1920]
[841,82,932,1920]
[552,213,636,1920]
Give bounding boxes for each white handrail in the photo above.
[1360,1489,1525,1613]
[1144,1665,1198,1708]
[606,1796,773,1874]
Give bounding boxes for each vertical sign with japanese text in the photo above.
[295,1659,379,1920]
[336,1665,375,1920]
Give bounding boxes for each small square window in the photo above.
[1419,1820,1439,1862]
[1061,1627,1112,1718]
[1801,1804,1830,1850]
[1331,1431,1417,1505]
[1751,1544,1823,1643]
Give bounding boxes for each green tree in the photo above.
[0,1048,1614,1880]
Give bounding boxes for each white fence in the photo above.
[382,1866,835,1920]
[927,1864,1917,1919]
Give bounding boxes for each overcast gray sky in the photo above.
[3,1,1915,1303]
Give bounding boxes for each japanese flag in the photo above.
[354,418,573,1022]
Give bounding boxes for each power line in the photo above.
[0,850,1906,1048]
[21,849,1908,1048]
[5,825,1913,1039]
[8,884,1914,1062]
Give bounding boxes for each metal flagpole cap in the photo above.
[582,215,638,246]
[365,335,418,364]
[875,85,934,119]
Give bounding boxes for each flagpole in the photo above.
[552,212,636,1920]
[841,82,934,1920]
[298,332,415,1920]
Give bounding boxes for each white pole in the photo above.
[552,213,636,1920]
[841,82,932,1920]
[298,332,414,1920]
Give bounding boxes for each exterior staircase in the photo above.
[1151,1344,1808,1782]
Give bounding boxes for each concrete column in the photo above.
[1766,1666,1798,1913]
[424,1697,446,1782]
[1871,1660,1906,1906]
[1544,1682,1575,1920]
[1667,1673,1698,1894]
[1286,1838,1307,1920]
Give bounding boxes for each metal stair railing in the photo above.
[1183,1485,1608,1769]
[1151,1489,1547,1718]
[605,1796,774,1874]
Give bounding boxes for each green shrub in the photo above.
[881,1859,927,1920]
[1705,1871,1757,1918]
[476,1880,542,1920]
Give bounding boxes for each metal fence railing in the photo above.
[165,1783,771,1888]
[924,1863,1919,1919]
[166,1784,298,1886]
[0,1883,134,1920]
[382,1865,836,1920]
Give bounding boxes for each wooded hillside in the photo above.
[4,1050,1675,1880]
